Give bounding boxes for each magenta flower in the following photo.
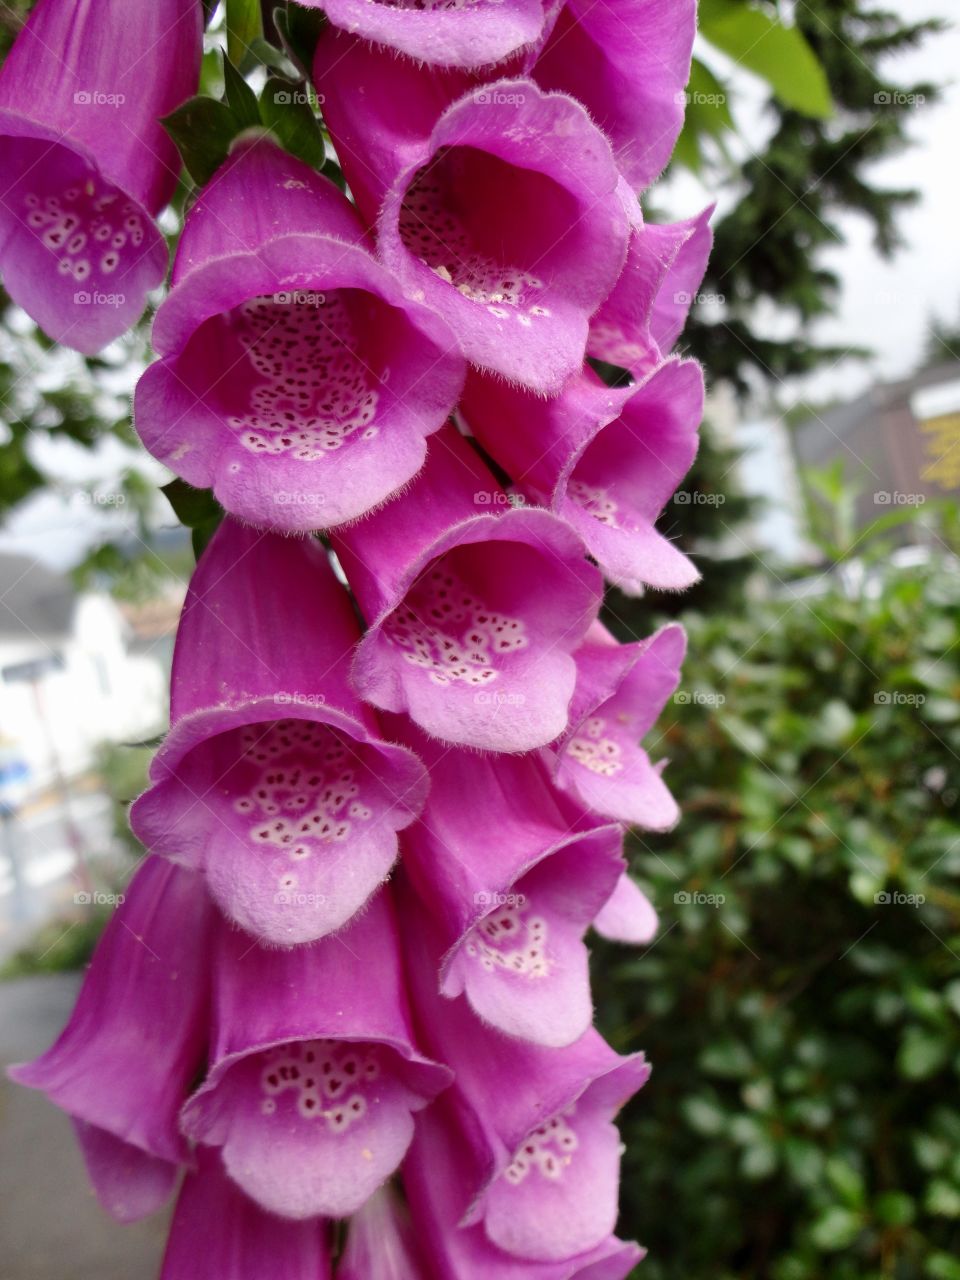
[313,28,473,227]
[161,1149,331,1280]
[0,0,200,352]
[302,0,546,69]
[333,425,602,752]
[589,206,714,376]
[553,621,686,828]
[461,358,705,593]
[405,1097,646,1278]
[339,1185,427,1280]
[9,858,212,1221]
[531,0,696,190]
[404,904,650,1262]
[133,138,464,531]
[397,721,623,1047]
[180,889,451,1220]
[377,79,633,391]
[130,518,428,946]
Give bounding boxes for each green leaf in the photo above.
[809,1207,863,1251]
[247,36,300,78]
[928,1253,960,1280]
[273,3,328,78]
[222,54,262,130]
[700,1038,754,1079]
[161,479,223,529]
[897,1026,951,1080]
[699,1,832,119]
[926,1180,960,1218]
[192,517,222,562]
[161,95,241,186]
[226,0,264,70]
[826,1157,866,1208]
[873,1191,915,1226]
[259,76,326,171]
[671,59,734,173]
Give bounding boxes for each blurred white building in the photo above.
[0,553,168,805]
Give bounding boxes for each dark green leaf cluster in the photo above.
[598,553,960,1279]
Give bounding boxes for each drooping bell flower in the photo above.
[179,888,452,1221]
[130,518,428,946]
[404,1097,646,1279]
[394,720,623,1046]
[302,0,546,69]
[161,1149,331,1280]
[133,138,464,532]
[589,206,714,376]
[9,857,212,1221]
[0,0,200,352]
[552,621,686,828]
[377,79,633,391]
[339,1184,428,1280]
[313,28,473,226]
[460,359,704,593]
[531,0,696,191]
[402,901,650,1263]
[332,424,602,753]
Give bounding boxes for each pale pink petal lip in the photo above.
[335,426,602,753]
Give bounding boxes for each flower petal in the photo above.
[593,875,659,946]
[336,427,601,753]
[9,859,212,1217]
[130,520,428,945]
[378,81,630,391]
[161,1149,331,1280]
[135,141,463,531]
[532,0,696,190]
[180,890,451,1219]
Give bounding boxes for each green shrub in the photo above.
[602,559,960,1278]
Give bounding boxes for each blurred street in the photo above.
[0,975,167,1278]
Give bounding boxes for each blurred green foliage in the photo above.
[600,550,960,1278]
